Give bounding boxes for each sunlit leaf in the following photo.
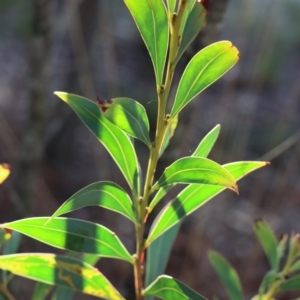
[192,124,220,157]
[146,161,267,247]
[52,253,100,300]
[208,251,243,300]
[152,157,238,193]
[0,254,125,299]
[48,181,136,224]
[149,124,220,212]
[2,217,134,264]
[123,0,169,85]
[145,125,221,289]
[54,92,140,196]
[170,41,239,117]
[175,1,207,63]
[253,220,278,270]
[143,275,207,299]
[0,164,10,184]
[104,98,151,147]
[148,186,173,214]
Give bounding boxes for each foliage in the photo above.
[209,220,300,300]
[0,1,270,299]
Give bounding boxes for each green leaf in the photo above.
[253,220,278,270]
[145,124,221,290]
[175,1,207,64]
[208,251,243,300]
[258,270,281,296]
[159,114,178,157]
[145,222,181,296]
[2,217,134,264]
[143,275,207,299]
[148,186,173,213]
[280,274,300,291]
[32,283,53,300]
[152,157,238,193]
[48,181,136,224]
[166,0,176,14]
[2,231,21,255]
[192,124,220,157]
[146,161,267,247]
[0,253,125,299]
[170,41,239,118]
[150,124,220,212]
[290,260,300,273]
[51,253,100,300]
[54,92,140,196]
[104,98,151,147]
[277,234,288,267]
[123,0,169,85]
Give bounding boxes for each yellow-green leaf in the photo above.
[143,275,207,299]
[104,98,151,147]
[54,92,140,196]
[123,0,169,85]
[48,181,137,224]
[171,41,239,117]
[0,253,125,299]
[146,161,267,247]
[152,157,238,193]
[2,217,134,264]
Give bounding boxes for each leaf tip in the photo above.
[231,184,239,194]
[54,92,68,102]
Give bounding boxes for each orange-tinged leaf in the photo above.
[0,164,11,184]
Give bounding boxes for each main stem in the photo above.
[133,2,189,299]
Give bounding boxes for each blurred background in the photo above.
[0,0,300,299]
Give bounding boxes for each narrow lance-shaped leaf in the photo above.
[103,98,151,147]
[166,0,176,14]
[145,222,182,297]
[178,0,196,44]
[145,125,221,293]
[44,253,100,300]
[208,251,244,300]
[143,275,207,300]
[253,219,278,270]
[0,254,125,300]
[193,124,220,157]
[258,270,281,296]
[279,274,300,291]
[54,92,140,196]
[146,161,268,247]
[0,164,10,184]
[32,283,53,300]
[149,124,221,212]
[1,217,134,264]
[123,0,169,85]
[171,41,239,118]
[175,1,207,64]
[48,181,136,224]
[151,157,238,193]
